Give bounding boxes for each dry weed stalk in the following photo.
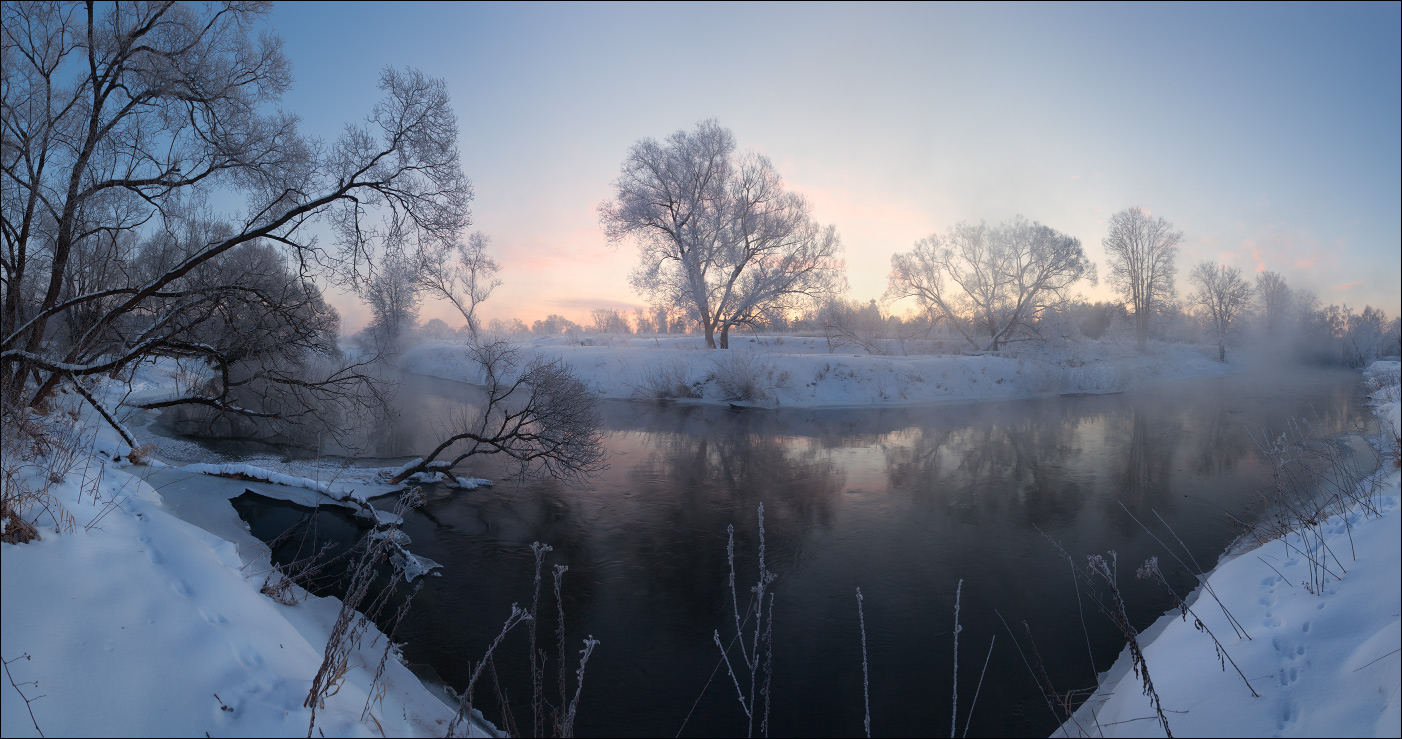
[713,503,777,738]
[1,402,89,542]
[304,487,427,737]
[1246,415,1378,595]
[1135,558,1259,697]
[1084,552,1172,738]
[2,652,45,737]
[856,588,871,739]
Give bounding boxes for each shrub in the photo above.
[710,351,775,402]
[630,358,701,400]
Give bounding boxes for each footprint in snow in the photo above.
[169,578,190,597]
[233,643,263,668]
[199,608,227,624]
[138,535,163,565]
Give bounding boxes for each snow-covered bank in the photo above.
[1061,361,1402,738]
[1,375,486,737]
[400,335,1242,408]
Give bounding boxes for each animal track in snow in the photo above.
[1277,699,1299,730]
[233,642,263,668]
[138,535,163,564]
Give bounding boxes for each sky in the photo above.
[266,2,1402,333]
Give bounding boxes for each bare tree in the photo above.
[887,216,1095,351]
[363,252,422,354]
[630,306,655,335]
[389,340,605,485]
[599,119,845,348]
[127,233,385,448]
[1254,270,1293,336]
[1102,207,1182,350]
[1189,261,1253,362]
[1,3,470,436]
[486,317,528,336]
[531,314,581,337]
[590,308,631,335]
[819,298,895,355]
[418,231,500,338]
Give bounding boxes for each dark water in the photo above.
[225,366,1376,738]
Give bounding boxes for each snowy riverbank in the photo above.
[399,335,1243,408]
[1059,360,1401,737]
[1,369,487,738]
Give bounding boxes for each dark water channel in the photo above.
[221,366,1375,737]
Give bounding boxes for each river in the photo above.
[201,365,1375,737]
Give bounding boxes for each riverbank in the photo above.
[398,335,1243,409]
[0,367,484,737]
[1058,360,1401,737]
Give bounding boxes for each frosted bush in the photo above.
[710,351,775,402]
[630,357,701,400]
[1364,360,1400,403]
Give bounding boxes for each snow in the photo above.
[399,334,1242,409]
[1059,364,1402,738]
[1,371,490,738]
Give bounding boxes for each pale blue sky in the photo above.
[270,2,1401,330]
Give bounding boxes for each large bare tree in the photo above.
[887,216,1096,351]
[1189,261,1253,362]
[1,2,469,437]
[598,119,845,348]
[1102,207,1182,350]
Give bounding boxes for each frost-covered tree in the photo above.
[418,318,456,340]
[418,231,500,338]
[1,2,472,435]
[486,317,529,336]
[630,307,656,335]
[363,253,422,352]
[1102,207,1182,350]
[1189,261,1253,362]
[590,308,632,334]
[599,119,846,348]
[389,339,604,486]
[531,314,581,336]
[1254,270,1293,336]
[888,216,1096,351]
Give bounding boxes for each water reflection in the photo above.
[225,366,1374,738]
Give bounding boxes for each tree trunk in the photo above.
[719,324,730,349]
[1218,341,1226,363]
[704,323,716,349]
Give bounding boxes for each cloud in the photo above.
[1229,225,1327,274]
[1330,279,1364,292]
[546,296,644,312]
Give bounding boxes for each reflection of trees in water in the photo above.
[1110,403,1177,532]
[623,412,847,631]
[882,401,1095,524]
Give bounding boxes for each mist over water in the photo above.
[226,365,1376,737]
